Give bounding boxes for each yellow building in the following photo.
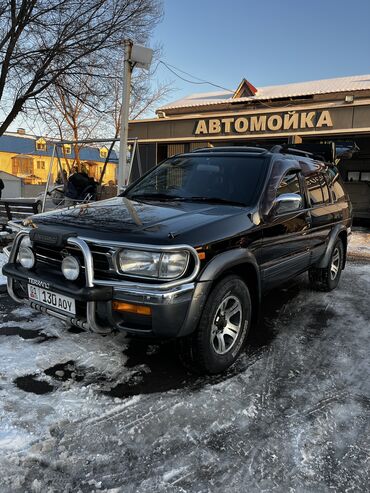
[0,130,117,185]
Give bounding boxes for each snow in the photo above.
[348,227,370,259]
[0,251,7,285]
[0,259,369,492]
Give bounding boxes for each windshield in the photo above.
[125,154,268,206]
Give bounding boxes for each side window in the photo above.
[276,171,302,199]
[305,173,330,206]
[327,167,346,202]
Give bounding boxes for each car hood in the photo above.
[30,197,254,245]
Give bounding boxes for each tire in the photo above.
[308,239,344,292]
[179,275,252,374]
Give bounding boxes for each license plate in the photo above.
[27,285,76,315]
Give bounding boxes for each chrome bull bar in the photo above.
[5,230,200,334]
[6,230,112,334]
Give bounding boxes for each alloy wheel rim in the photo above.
[210,295,242,355]
[330,247,340,280]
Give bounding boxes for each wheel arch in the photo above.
[316,224,348,269]
[198,249,261,326]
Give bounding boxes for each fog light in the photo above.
[61,256,80,281]
[18,246,35,269]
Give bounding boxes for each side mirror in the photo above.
[272,193,303,215]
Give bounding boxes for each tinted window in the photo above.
[305,173,330,205]
[277,172,302,198]
[327,167,346,202]
[126,155,268,206]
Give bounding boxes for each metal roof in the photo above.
[158,74,370,112]
[0,133,118,163]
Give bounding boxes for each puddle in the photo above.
[104,282,306,398]
[0,326,58,343]
[44,360,85,382]
[67,326,86,334]
[303,306,336,341]
[104,340,200,398]
[14,375,55,395]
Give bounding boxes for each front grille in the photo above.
[33,243,112,278]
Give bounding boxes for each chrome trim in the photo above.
[3,245,11,258]
[67,237,111,334]
[112,248,190,281]
[113,282,195,305]
[7,230,31,303]
[5,231,198,334]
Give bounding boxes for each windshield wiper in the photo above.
[172,196,246,206]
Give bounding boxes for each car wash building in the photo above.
[128,74,370,218]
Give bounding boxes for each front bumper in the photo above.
[4,230,209,337]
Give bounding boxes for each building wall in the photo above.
[0,150,116,185]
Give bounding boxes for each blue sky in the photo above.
[153,0,370,104]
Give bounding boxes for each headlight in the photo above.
[18,246,35,269]
[159,252,189,279]
[117,249,189,279]
[61,256,80,281]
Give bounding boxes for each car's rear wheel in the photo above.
[179,275,251,374]
[309,239,344,291]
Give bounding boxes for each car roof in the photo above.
[178,146,330,176]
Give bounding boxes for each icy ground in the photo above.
[0,260,369,492]
[348,226,370,259]
[0,251,7,285]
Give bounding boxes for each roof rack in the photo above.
[271,143,336,163]
[191,146,268,154]
[270,145,315,158]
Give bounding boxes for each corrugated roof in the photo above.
[158,74,370,112]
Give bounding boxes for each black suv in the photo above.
[3,146,352,374]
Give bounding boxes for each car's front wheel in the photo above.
[179,275,251,374]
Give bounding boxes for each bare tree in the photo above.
[0,0,163,135]
[39,49,172,181]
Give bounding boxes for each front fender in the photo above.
[179,249,262,337]
[199,248,260,282]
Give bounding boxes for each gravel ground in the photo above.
[0,257,369,493]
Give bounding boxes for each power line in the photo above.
[158,60,294,109]
[159,61,233,92]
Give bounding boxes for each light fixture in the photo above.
[61,256,80,281]
[344,95,354,103]
[18,246,35,269]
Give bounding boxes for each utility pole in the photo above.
[117,39,133,194]
[117,41,153,194]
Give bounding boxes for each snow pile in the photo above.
[348,227,370,259]
[0,251,7,285]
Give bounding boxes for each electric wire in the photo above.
[158,60,294,109]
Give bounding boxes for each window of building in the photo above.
[305,173,331,205]
[63,144,71,155]
[12,156,34,175]
[35,138,47,151]
[36,160,45,170]
[100,147,108,159]
[348,171,370,182]
[348,171,360,182]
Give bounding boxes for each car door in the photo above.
[304,172,335,264]
[260,170,311,289]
